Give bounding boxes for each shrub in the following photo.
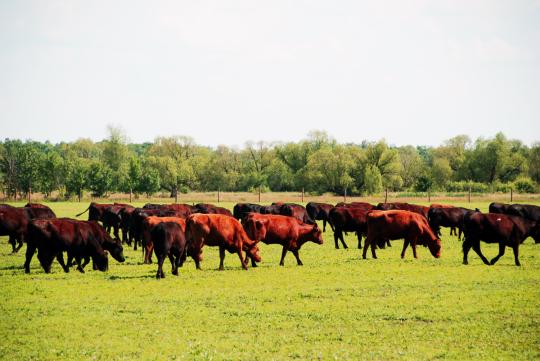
[446,181,489,193]
[513,177,537,193]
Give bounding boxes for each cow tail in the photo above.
[75,205,91,218]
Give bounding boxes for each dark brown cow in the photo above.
[428,206,475,240]
[119,207,136,244]
[328,207,370,249]
[141,216,186,264]
[430,204,458,236]
[233,203,265,221]
[462,212,540,266]
[193,203,233,217]
[25,219,110,273]
[363,210,441,260]
[75,202,130,223]
[102,204,134,240]
[376,202,429,218]
[151,221,188,279]
[186,214,261,270]
[488,202,512,215]
[0,206,56,252]
[128,208,177,251]
[279,203,315,225]
[243,213,323,266]
[335,202,375,211]
[306,202,334,232]
[143,203,193,218]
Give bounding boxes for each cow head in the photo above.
[531,222,540,244]
[428,239,441,258]
[93,250,109,271]
[247,244,262,263]
[310,224,323,244]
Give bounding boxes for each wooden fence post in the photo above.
[344,187,347,203]
[468,186,471,203]
[385,188,388,203]
[258,186,261,203]
[428,190,430,203]
[510,187,513,202]
[301,188,304,203]
[218,188,220,203]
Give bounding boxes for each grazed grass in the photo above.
[0,201,539,360]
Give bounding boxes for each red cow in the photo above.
[363,210,441,260]
[186,214,261,270]
[335,202,375,211]
[243,213,323,266]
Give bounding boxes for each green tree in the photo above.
[87,162,113,197]
[363,165,383,195]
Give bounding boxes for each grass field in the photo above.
[1,201,539,360]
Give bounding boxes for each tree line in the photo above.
[0,129,538,201]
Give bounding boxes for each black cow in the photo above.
[428,206,476,240]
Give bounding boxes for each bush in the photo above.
[513,177,537,193]
[446,181,489,193]
[491,181,512,193]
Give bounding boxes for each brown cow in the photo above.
[243,213,323,266]
[193,203,233,217]
[363,210,441,260]
[141,216,186,264]
[186,214,261,270]
[462,212,540,266]
[0,206,56,252]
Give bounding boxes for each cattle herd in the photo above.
[0,200,539,279]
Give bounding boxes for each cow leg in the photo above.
[113,225,120,240]
[144,242,154,264]
[357,232,362,249]
[291,249,303,266]
[462,238,472,264]
[15,233,24,252]
[279,246,288,266]
[75,257,85,273]
[322,219,326,232]
[334,229,341,249]
[81,256,91,269]
[169,253,178,276]
[24,243,37,273]
[156,254,165,279]
[56,253,69,273]
[401,239,410,259]
[411,241,418,259]
[512,244,521,266]
[471,242,490,265]
[237,248,248,270]
[386,239,391,247]
[490,242,506,265]
[370,239,377,259]
[218,246,225,271]
[458,227,463,241]
[362,238,370,259]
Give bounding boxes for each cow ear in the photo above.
[255,220,264,230]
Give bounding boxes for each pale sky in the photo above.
[1,0,539,147]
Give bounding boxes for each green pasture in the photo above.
[1,201,539,360]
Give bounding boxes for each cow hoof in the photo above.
[462,261,468,265]
[172,270,178,276]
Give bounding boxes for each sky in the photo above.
[1,0,539,147]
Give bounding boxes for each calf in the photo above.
[243,213,323,266]
[186,214,261,270]
[363,210,441,260]
[151,221,187,279]
[462,212,540,266]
